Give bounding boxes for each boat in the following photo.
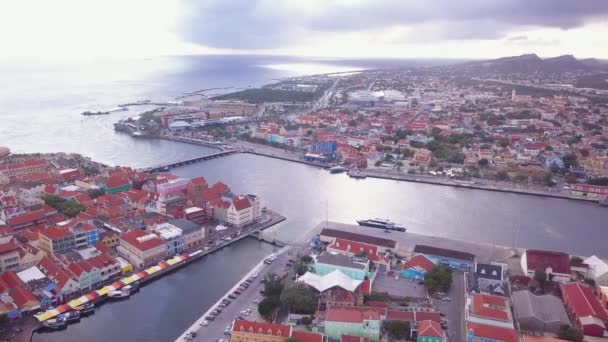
[81,110,110,116]
[59,311,80,324]
[347,170,367,179]
[42,318,67,330]
[329,165,348,174]
[75,303,95,315]
[123,282,140,293]
[600,197,608,207]
[357,218,406,232]
[107,288,131,299]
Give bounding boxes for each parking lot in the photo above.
[177,247,292,342]
[372,273,427,299]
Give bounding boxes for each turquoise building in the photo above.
[325,308,380,341]
[315,253,370,280]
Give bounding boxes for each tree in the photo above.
[262,273,284,297]
[579,148,590,157]
[280,285,319,314]
[300,255,313,264]
[424,266,453,294]
[386,321,410,340]
[41,194,86,218]
[257,296,281,319]
[478,158,489,167]
[534,269,547,285]
[301,316,313,326]
[557,325,583,342]
[401,148,415,158]
[570,256,583,264]
[498,138,509,148]
[348,119,357,127]
[306,129,313,136]
[293,262,308,276]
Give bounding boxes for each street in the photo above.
[433,271,466,342]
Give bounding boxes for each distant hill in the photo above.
[462,53,597,73]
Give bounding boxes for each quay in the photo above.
[32,211,285,327]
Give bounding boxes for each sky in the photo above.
[1,0,607,63]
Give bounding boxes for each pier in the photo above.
[144,150,237,172]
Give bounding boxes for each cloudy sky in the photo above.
[1,0,607,63]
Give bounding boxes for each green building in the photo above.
[315,252,370,280]
[325,308,380,341]
[102,177,132,194]
[416,320,444,342]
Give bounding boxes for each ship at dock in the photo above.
[356,218,406,232]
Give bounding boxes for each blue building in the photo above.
[86,227,100,246]
[310,140,337,155]
[413,245,475,271]
[400,254,436,280]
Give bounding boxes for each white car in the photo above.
[200,320,209,326]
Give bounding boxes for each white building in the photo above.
[226,195,261,227]
[584,255,608,286]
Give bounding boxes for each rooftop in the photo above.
[120,230,164,251]
[317,252,367,270]
[414,244,475,262]
[320,227,396,248]
[560,282,608,322]
[525,249,571,274]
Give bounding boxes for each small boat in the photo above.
[108,289,130,299]
[357,218,406,232]
[42,318,67,330]
[123,282,140,293]
[599,197,608,207]
[81,110,110,116]
[75,303,95,315]
[59,311,80,324]
[329,165,348,174]
[348,170,366,179]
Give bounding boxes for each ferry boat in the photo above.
[75,303,95,316]
[329,165,348,174]
[357,218,406,232]
[42,318,67,330]
[348,170,367,179]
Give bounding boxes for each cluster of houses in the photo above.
[234,223,608,342]
[0,154,262,320]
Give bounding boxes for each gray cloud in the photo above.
[178,0,608,49]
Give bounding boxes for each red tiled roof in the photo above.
[10,286,39,309]
[0,240,19,255]
[326,308,363,323]
[0,278,9,293]
[231,320,291,336]
[365,301,389,308]
[120,230,164,252]
[415,311,441,323]
[189,177,207,186]
[331,238,378,257]
[40,226,72,240]
[291,330,323,342]
[105,176,130,189]
[38,256,74,290]
[526,249,571,274]
[402,254,436,273]
[232,197,251,211]
[467,322,519,342]
[7,210,46,227]
[418,320,442,338]
[1,271,25,289]
[359,279,371,295]
[471,293,510,321]
[561,282,608,322]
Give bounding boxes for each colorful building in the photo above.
[315,252,370,280]
[401,254,436,280]
[117,230,167,268]
[417,320,444,342]
[324,308,381,341]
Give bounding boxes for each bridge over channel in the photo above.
[144,150,238,172]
